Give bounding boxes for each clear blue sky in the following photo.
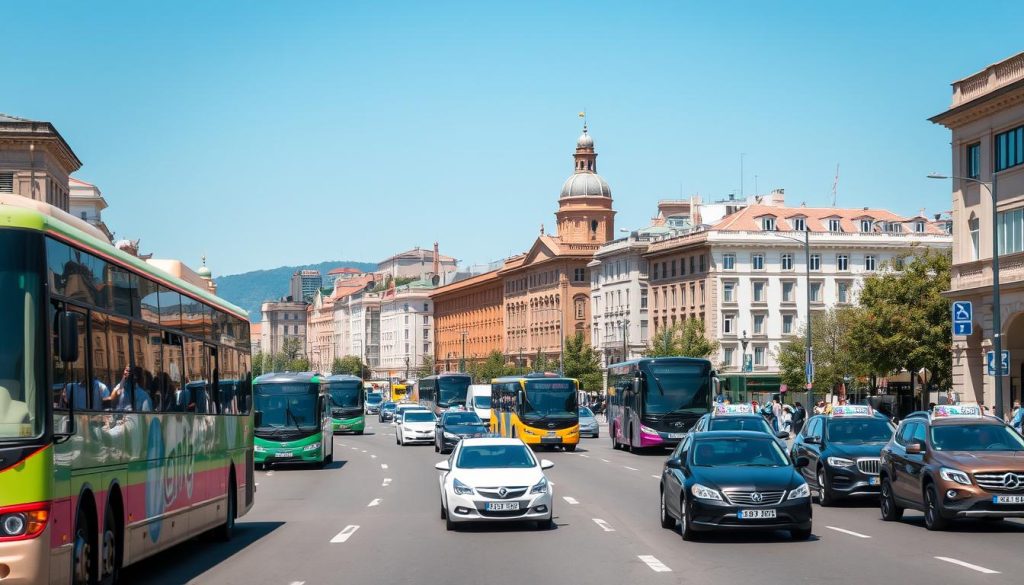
[4,1,1022,275]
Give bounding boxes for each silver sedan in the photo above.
[578,407,600,438]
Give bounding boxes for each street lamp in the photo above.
[928,172,1003,419]
[621,319,630,362]
[770,228,814,409]
[460,330,468,372]
[740,330,750,370]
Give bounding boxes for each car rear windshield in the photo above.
[709,417,772,434]
[457,445,536,469]
[403,411,437,422]
[693,438,788,467]
[825,418,894,443]
[579,407,595,418]
[445,412,482,425]
[931,424,1024,452]
[473,396,491,409]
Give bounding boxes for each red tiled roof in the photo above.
[328,267,363,275]
[711,204,947,235]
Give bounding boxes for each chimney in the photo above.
[433,242,440,277]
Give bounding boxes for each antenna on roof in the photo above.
[831,163,840,207]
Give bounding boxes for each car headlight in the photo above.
[443,432,460,440]
[453,478,475,495]
[530,477,549,494]
[940,467,972,486]
[788,483,810,500]
[402,427,413,433]
[690,483,723,501]
[639,425,659,435]
[254,445,266,453]
[826,457,855,468]
[303,442,321,451]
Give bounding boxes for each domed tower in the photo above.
[556,124,615,244]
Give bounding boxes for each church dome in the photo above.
[577,129,594,149]
[560,173,611,198]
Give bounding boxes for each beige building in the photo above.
[260,300,308,357]
[0,113,82,212]
[69,177,113,242]
[931,51,1024,417]
[307,290,336,372]
[378,243,457,281]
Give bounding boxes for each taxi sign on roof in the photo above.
[932,404,983,418]
[712,403,754,416]
[830,405,873,417]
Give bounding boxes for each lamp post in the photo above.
[460,330,468,373]
[770,228,813,408]
[929,172,1002,419]
[518,346,524,374]
[740,330,750,371]
[621,319,630,362]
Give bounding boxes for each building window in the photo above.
[689,257,695,273]
[671,260,677,277]
[723,254,735,270]
[752,254,765,270]
[0,172,13,193]
[781,253,793,271]
[782,281,795,302]
[699,255,706,272]
[810,282,822,302]
[782,314,794,334]
[809,254,820,271]
[662,262,668,279]
[865,255,877,271]
[887,222,902,234]
[791,217,806,231]
[995,125,1024,171]
[915,221,925,233]
[575,299,585,320]
[754,346,766,366]
[860,219,873,233]
[828,218,842,232]
[753,314,765,334]
[968,216,980,260]
[723,282,735,303]
[998,208,1024,255]
[837,254,849,271]
[967,142,981,179]
[573,268,586,282]
[752,281,765,302]
[723,347,734,367]
[652,262,659,280]
[640,320,648,342]
[640,289,648,310]
[424,303,429,311]
[838,282,850,303]
[680,257,686,276]
[761,217,776,231]
[723,314,734,334]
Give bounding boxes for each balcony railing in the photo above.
[951,52,1024,107]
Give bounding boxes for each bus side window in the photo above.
[51,304,91,411]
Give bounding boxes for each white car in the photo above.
[435,438,554,530]
[394,403,429,425]
[397,410,438,445]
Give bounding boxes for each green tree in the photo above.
[281,337,304,361]
[417,356,436,379]
[531,349,553,374]
[563,333,603,392]
[644,319,719,359]
[252,352,267,377]
[775,307,870,393]
[331,355,367,377]
[474,350,511,383]
[850,249,952,392]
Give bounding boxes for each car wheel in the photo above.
[659,489,675,529]
[435,439,440,453]
[564,444,577,452]
[679,497,698,541]
[924,485,949,531]
[879,477,904,522]
[440,504,447,520]
[537,515,554,530]
[445,514,456,531]
[816,467,834,507]
[790,527,812,541]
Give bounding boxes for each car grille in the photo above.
[974,471,1024,492]
[857,458,880,476]
[722,490,785,506]
[476,487,528,500]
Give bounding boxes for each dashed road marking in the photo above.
[600,459,610,463]
[351,447,359,450]
[638,555,671,573]
[381,464,389,469]
[934,557,1000,574]
[368,498,382,507]
[362,450,367,453]
[382,478,392,487]
[650,475,660,479]
[265,471,274,477]
[579,454,590,458]
[371,455,378,459]
[330,525,360,543]
[289,581,305,585]
[592,518,615,532]
[826,526,870,539]
[624,466,638,471]
[563,496,579,505]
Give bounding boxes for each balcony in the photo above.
[952,252,1024,292]
[950,52,1024,108]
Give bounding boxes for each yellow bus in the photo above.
[490,375,580,451]
[392,382,412,403]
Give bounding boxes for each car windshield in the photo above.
[579,407,595,418]
[692,438,789,467]
[825,418,894,443]
[367,394,383,404]
[254,382,320,429]
[404,411,437,423]
[473,395,491,409]
[382,402,396,411]
[445,412,483,425]
[931,424,1024,452]
[709,417,773,434]
[457,444,536,469]
[643,362,711,415]
[0,231,44,441]
[327,381,361,408]
[523,379,578,418]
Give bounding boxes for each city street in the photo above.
[124,426,1024,585]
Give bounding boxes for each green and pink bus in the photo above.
[0,195,254,584]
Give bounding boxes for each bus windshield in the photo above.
[642,362,711,415]
[523,379,577,419]
[439,377,471,408]
[0,231,44,441]
[254,383,320,429]
[327,381,362,409]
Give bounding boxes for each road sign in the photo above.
[986,350,1010,376]
[952,301,973,336]
[805,360,815,382]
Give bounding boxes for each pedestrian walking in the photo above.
[1011,401,1023,434]
[781,403,793,434]
[771,398,783,433]
[791,402,806,436]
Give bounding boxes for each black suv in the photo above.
[434,410,489,454]
[790,407,895,506]
[378,402,397,423]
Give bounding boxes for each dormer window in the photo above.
[761,217,777,231]
[828,218,842,232]
[914,221,925,233]
[860,219,873,233]
[791,217,806,231]
[886,222,902,234]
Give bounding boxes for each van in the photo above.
[468,384,492,425]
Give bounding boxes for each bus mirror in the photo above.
[254,410,263,427]
[59,312,79,363]
[632,373,643,396]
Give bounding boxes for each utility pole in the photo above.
[622,319,630,362]
[460,331,468,372]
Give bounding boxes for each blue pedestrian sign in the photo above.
[986,350,1010,376]
[952,301,973,336]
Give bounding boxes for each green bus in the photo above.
[324,374,365,434]
[252,372,335,469]
[0,194,254,584]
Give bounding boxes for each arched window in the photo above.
[591,220,598,232]
[587,160,593,171]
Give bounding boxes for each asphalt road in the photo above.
[123,423,1024,585]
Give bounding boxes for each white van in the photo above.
[468,384,492,425]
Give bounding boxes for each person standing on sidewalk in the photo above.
[791,402,806,436]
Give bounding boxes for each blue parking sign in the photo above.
[952,301,973,336]
[986,350,1010,376]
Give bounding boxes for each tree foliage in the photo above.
[470,350,517,383]
[532,350,554,374]
[331,355,367,377]
[775,307,870,392]
[849,249,952,389]
[563,333,603,392]
[417,356,435,379]
[644,319,719,359]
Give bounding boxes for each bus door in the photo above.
[624,366,641,446]
[205,345,220,411]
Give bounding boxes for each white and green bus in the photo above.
[253,372,335,469]
[324,374,365,434]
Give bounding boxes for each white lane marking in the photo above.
[265,471,274,477]
[624,466,638,471]
[934,557,1000,575]
[330,525,360,543]
[371,454,378,459]
[548,481,555,486]
[289,581,306,585]
[368,498,382,507]
[638,555,672,573]
[381,464,389,469]
[579,454,590,458]
[362,450,367,453]
[382,478,392,487]
[563,496,579,505]
[351,447,359,450]
[592,518,615,532]
[255,482,260,486]
[650,475,660,479]
[600,459,610,463]
[826,526,870,539]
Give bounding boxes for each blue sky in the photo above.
[4,1,1022,275]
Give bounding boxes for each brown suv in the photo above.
[878,406,1024,530]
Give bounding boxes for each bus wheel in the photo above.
[72,507,96,585]
[355,430,364,435]
[324,450,334,465]
[215,476,237,542]
[100,504,121,585]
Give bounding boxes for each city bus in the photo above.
[416,373,472,416]
[607,357,718,452]
[363,379,390,400]
[0,194,254,584]
[252,372,334,469]
[324,374,365,434]
[490,375,580,451]
[391,382,413,403]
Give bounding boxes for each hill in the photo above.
[215,260,377,321]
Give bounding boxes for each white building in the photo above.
[377,244,457,281]
[378,281,435,380]
[260,300,308,357]
[69,177,113,242]
[347,291,381,375]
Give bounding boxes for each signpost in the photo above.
[952,301,973,336]
[986,350,1010,376]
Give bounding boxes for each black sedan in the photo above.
[659,431,812,541]
[378,402,397,423]
[435,410,489,454]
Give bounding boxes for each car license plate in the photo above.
[738,509,776,519]
[868,477,880,486]
[993,495,1024,504]
[486,502,520,511]
[274,452,293,458]
[667,433,685,439]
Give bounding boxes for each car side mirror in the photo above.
[540,459,554,470]
[906,441,924,455]
[776,431,790,439]
[794,456,810,468]
[804,436,821,445]
[435,461,451,471]
[59,311,79,363]
[665,458,683,469]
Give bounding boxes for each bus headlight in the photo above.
[303,442,321,452]
[639,425,659,436]
[254,445,266,453]
[0,503,50,540]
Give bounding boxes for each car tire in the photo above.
[435,439,440,453]
[790,527,812,541]
[879,477,904,522]
[816,467,835,507]
[659,489,675,529]
[924,484,949,531]
[564,444,577,452]
[445,515,456,531]
[537,515,554,530]
[679,497,698,541]
[440,504,447,520]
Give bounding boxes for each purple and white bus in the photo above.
[607,357,717,451]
